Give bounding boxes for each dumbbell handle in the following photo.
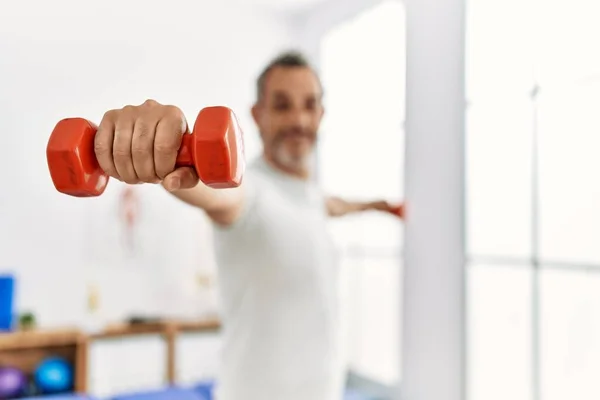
[175,134,194,166]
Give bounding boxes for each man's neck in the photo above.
[262,152,311,181]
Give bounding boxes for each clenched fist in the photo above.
[94,99,198,191]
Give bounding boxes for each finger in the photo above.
[113,107,139,184]
[163,167,199,191]
[154,108,187,179]
[95,111,119,179]
[132,115,160,183]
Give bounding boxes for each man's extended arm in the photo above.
[325,196,404,218]
[91,99,247,226]
[164,174,247,226]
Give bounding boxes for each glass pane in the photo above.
[328,214,403,251]
[534,0,600,86]
[466,99,533,258]
[318,0,405,201]
[467,263,533,400]
[538,82,600,264]
[318,127,404,201]
[466,0,535,99]
[344,255,402,385]
[540,269,600,400]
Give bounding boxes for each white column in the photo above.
[400,0,466,398]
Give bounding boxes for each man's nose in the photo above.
[287,107,311,127]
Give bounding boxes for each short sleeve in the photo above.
[212,173,262,234]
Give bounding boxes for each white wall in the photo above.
[0,0,295,328]
[293,0,386,63]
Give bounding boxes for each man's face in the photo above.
[252,66,324,174]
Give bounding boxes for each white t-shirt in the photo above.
[212,156,344,400]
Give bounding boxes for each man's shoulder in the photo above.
[242,159,272,192]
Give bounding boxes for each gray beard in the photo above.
[273,145,314,173]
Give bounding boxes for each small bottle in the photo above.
[83,283,103,333]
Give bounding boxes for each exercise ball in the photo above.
[34,357,73,394]
[0,366,27,398]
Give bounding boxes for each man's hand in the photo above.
[94,99,197,191]
[94,99,245,226]
[368,200,404,218]
[325,197,404,218]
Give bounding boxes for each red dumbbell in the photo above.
[46,106,245,197]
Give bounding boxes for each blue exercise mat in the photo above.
[192,380,215,400]
[21,396,97,400]
[344,389,374,400]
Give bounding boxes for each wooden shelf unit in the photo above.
[0,319,221,394]
[0,328,88,393]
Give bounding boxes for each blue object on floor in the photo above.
[0,366,27,398]
[0,274,15,331]
[112,387,208,400]
[34,357,74,394]
[192,380,215,400]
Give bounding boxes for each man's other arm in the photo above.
[325,196,404,219]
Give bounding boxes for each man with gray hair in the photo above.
[93,50,402,400]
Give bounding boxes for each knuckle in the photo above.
[94,139,109,155]
[113,147,132,158]
[164,106,186,128]
[164,104,182,116]
[142,98,159,107]
[154,141,177,155]
[134,120,152,138]
[102,109,117,121]
[121,105,138,116]
[131,145,147,155]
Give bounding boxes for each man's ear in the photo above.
[316,105,325,123]
[251,103,260,126]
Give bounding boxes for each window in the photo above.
[467,264,533,400]
[318,0,406,385]
[540,270,600,400]
[537,81,600,265]
[466,0,600,399]
[466,99,533,258]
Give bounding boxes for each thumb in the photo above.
[162,167,199,192]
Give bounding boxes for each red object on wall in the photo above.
[119,186,140,252]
